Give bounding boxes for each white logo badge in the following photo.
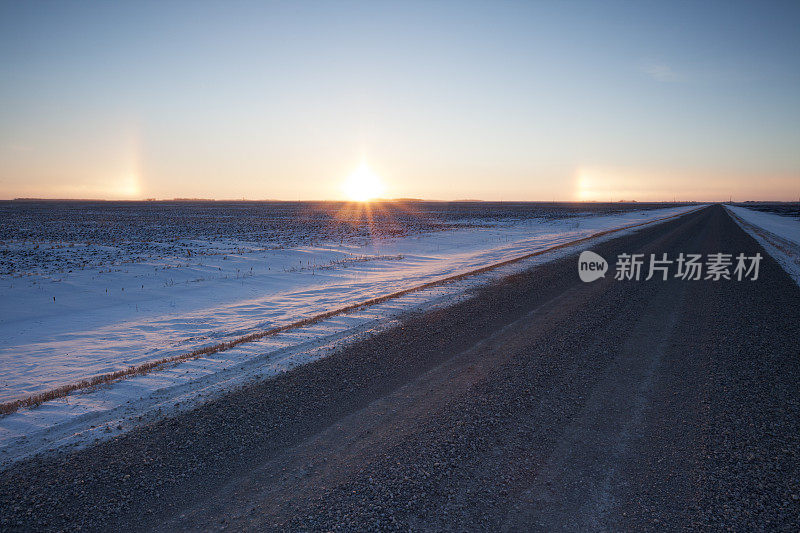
[578,250,608,282]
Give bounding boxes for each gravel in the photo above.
[0,205,798,531]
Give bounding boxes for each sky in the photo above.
[1,0,799,202]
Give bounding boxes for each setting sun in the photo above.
[342,162,385,202]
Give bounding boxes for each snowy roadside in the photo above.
[724,205,800,286]
[0,205,702,467]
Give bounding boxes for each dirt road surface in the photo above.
[1,205,798,531]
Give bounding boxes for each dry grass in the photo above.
[0,207,702,417]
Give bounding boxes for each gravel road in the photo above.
[1,205,798,531]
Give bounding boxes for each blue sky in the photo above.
[1,0,798,200]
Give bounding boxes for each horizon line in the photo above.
[3,197,799,204]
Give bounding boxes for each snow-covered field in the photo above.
[0,202,701,465]
[725,204,800,285]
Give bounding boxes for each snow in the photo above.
[0,204,701,466]
[724,205,800,285]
